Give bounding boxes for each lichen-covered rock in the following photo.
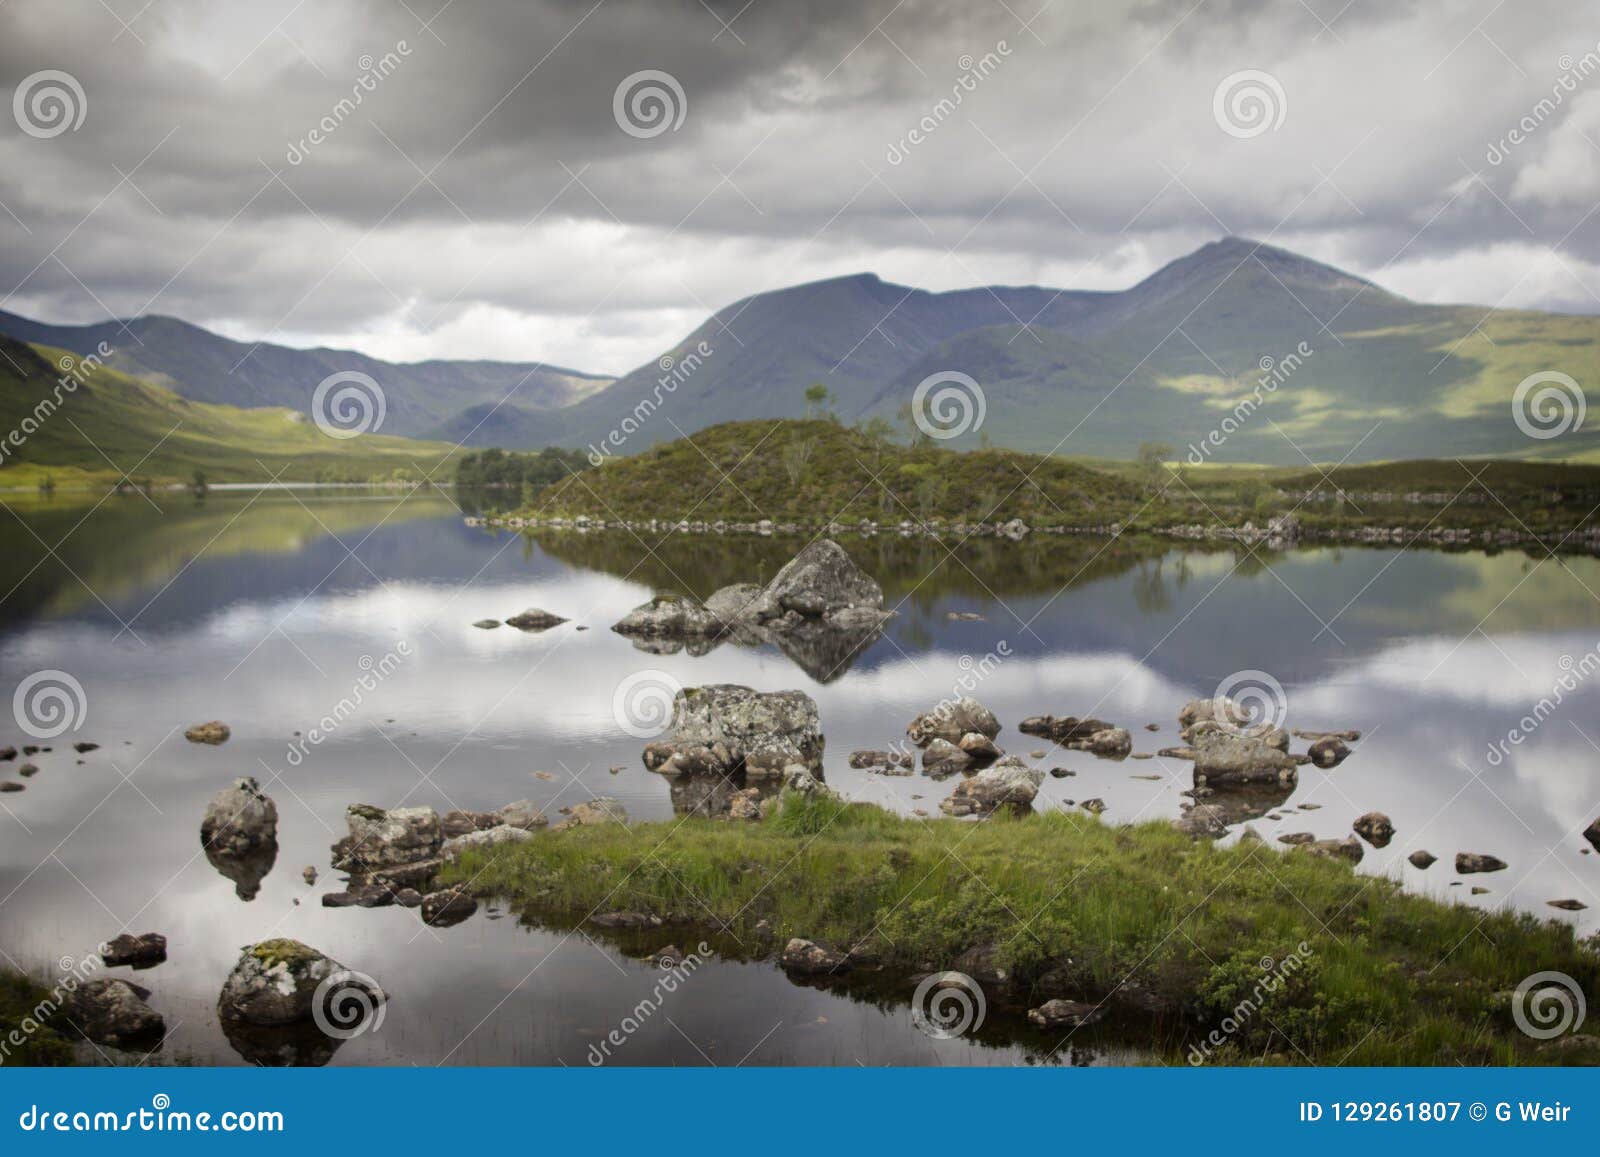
[747,540,883,622]
[957,731,1003,761]
[703,583,766,622]
[495,799,549,830]
[440,809,498,838]
[780,938,851,975]
[66,979,164,1046]
[939,758,1043,817]
[331,804,441,872]
[908,696,1000,747]
[200,777,278,857]
[184,720,231,745]
[1456,852,1507,874]
[219,939,381,1027]
[441,824,535,862]
[1191,729,1298,787]
[1178,695,1250,741]
[612,594,726,638]
[421,888,478,927]
[1353,811,1394,848]
[1070,727,1132,758]
[646,684,823,779]
[921,737,974,775]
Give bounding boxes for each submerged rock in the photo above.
[1455,852,1507,874]
[472,619,501,629]
[1296,836,1364,864]
[184,720,231,745]
[1027,999,1104,1029]
[66,979,164,1047]
[613,594,726,638]
[1069,727,1132,759]
[100,932,167,969]
[1353,811,1394,848]
[421,888,479,927]
[505,607,567,631]
[219,939,382,1027]
[1171,803,1230,839]
[908,696,1000,747]
[555,797,630,830]
[1019,715,1114,744]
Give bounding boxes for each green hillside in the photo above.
[0,337,464,489]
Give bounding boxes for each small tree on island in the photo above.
[804,382,835,420]
[1137,442,1173,496]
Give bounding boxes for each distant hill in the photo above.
[0,336,462,487]
[531,237,1600,464]
[0,309,612,439]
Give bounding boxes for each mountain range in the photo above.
[4,237,1598,464]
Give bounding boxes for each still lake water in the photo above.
[1,488,1597,1065]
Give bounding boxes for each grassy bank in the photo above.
[0,969,75,1066]
[451,795,1600,1066]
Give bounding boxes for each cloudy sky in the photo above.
[2,0,1599,375]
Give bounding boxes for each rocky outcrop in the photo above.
[505,607,567,631]
[780,938,851,975]
[745,539,885,623]
[331,804,442,873]
[939,757,1043,817]
[219,939,382,1027]
[642,684,823,780]
[1456,852,1507,874]
[66,979,165,1047]
[907,696,1000,746]
[1191,729,1298,787]
[1019,715,1113,744]
[184,720,230,745]
[100,932,166,969]
[1353,812,1393,848]
[613,594,726,638]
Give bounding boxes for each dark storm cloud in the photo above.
[1,0,1598,371]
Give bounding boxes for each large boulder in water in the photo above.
[1191,729,1298,787]
[201,777,277,857]
[66,979,165,1047]
[746,539,883,621]
[218,939,384,1027]
[908,696,1000,746]
[940,757,1043,817]
[331,804,442,872]
[643,684,823,779]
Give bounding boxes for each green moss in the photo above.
[248,939,318,968]
[0,969,75,1066]
[447,799,1600,1066]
